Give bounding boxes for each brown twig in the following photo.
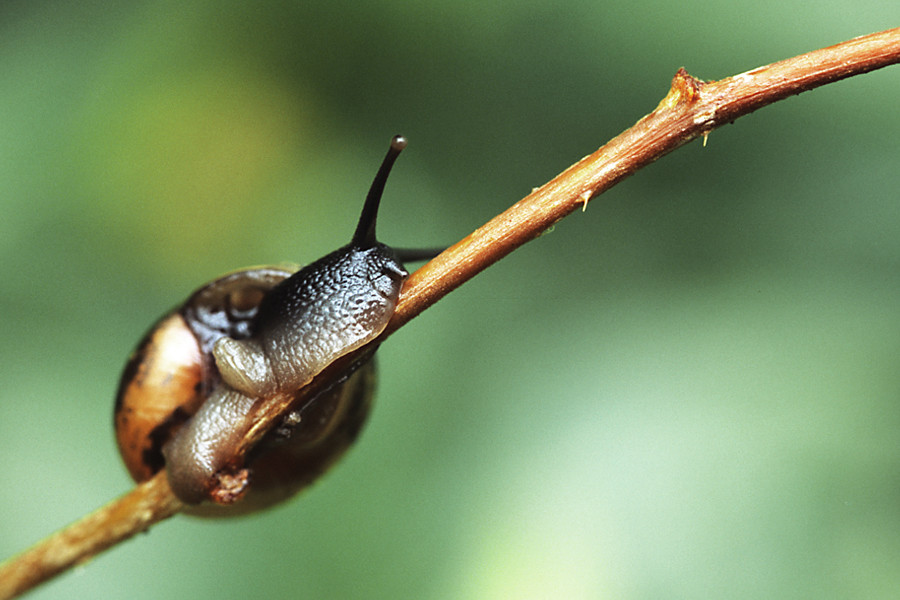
[390,27,900,328]
[1,26,898,600]
[0,473,182,600]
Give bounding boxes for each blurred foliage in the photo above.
[1,1,899,599]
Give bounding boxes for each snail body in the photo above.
[114,136,425,515]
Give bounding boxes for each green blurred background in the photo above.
[1,2,898,599]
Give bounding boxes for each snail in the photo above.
[114,135,435,516]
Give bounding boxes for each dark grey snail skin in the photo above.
[160,135,419,506]
[215,243,407,398]
[162,243,407,504]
